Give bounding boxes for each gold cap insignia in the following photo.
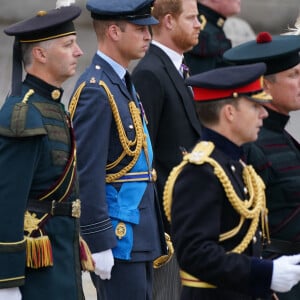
[115,222,126,239]
[37,10,47,17]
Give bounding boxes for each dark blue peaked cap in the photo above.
[186,62,272,103]
[223,32,300,75]
[4,5,81,96]
[87,0,158,25]
[4,6,81,42]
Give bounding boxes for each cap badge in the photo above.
[37,10,47,17]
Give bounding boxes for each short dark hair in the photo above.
[195,98,239,125]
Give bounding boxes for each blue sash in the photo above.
[107,117,153,260]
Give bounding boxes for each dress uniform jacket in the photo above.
[0,75,84,299]
[244,108,300,299]
[171,128,273,300]
[70,54,165,262]
[184,3,232,75]
[132,44,202,234]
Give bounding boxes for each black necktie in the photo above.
[124,71,134,97]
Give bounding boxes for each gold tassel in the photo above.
[79,236,95,272]
[26,235,53,269]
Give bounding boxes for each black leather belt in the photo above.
[264,238,300,255]
[27,199,81,218]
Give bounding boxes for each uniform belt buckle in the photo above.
[72,199,81,218]
[151,169,157,182]
[51,200,57,216]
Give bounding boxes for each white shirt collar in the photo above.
[97,50,126,80]
[151,40,184,72]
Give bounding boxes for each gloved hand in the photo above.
[92,249,114,280]
[0,287,21,300]
[271,254,300,292]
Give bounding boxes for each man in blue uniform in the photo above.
[164,63,300,299]
[0,4,84,300]
[224,32,300,299]
[184,0,241,74]
[68,0,166,299]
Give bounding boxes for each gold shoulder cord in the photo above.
[163,141,270,254]
[69,80,147,183]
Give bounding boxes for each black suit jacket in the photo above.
[132,44,202,232]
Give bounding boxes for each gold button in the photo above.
[51,89,61,100]
[151,169,157,182]
[115,222,126,239]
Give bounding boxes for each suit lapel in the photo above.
[150,45,201,135]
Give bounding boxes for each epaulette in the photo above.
[69,63,104,119]
[163,141,215,222]
[0,89,47,138]
[183,141,215,165]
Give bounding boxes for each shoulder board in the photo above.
[184,141,215,165]
[0,89,47,137]
[199,14,207,30]
[163,141,214,223]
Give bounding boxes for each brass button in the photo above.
[115,222,126,239]
[51,89,61,100]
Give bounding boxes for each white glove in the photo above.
[92,249,114,280]
[271,254,300,292]
[0,287,21,299]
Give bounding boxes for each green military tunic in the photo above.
[245,108,300,299]
[184,3,232,75]
[0,74,84,299]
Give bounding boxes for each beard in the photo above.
[172,28,199,53]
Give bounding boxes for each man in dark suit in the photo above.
[132,0,202,298]
[69,0,166,299]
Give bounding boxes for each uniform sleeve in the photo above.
[0,136,42,288]
[72,83,117,253]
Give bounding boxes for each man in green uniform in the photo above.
[184,0,241,74]
[224,31,300,299]
[0,4,85,299]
